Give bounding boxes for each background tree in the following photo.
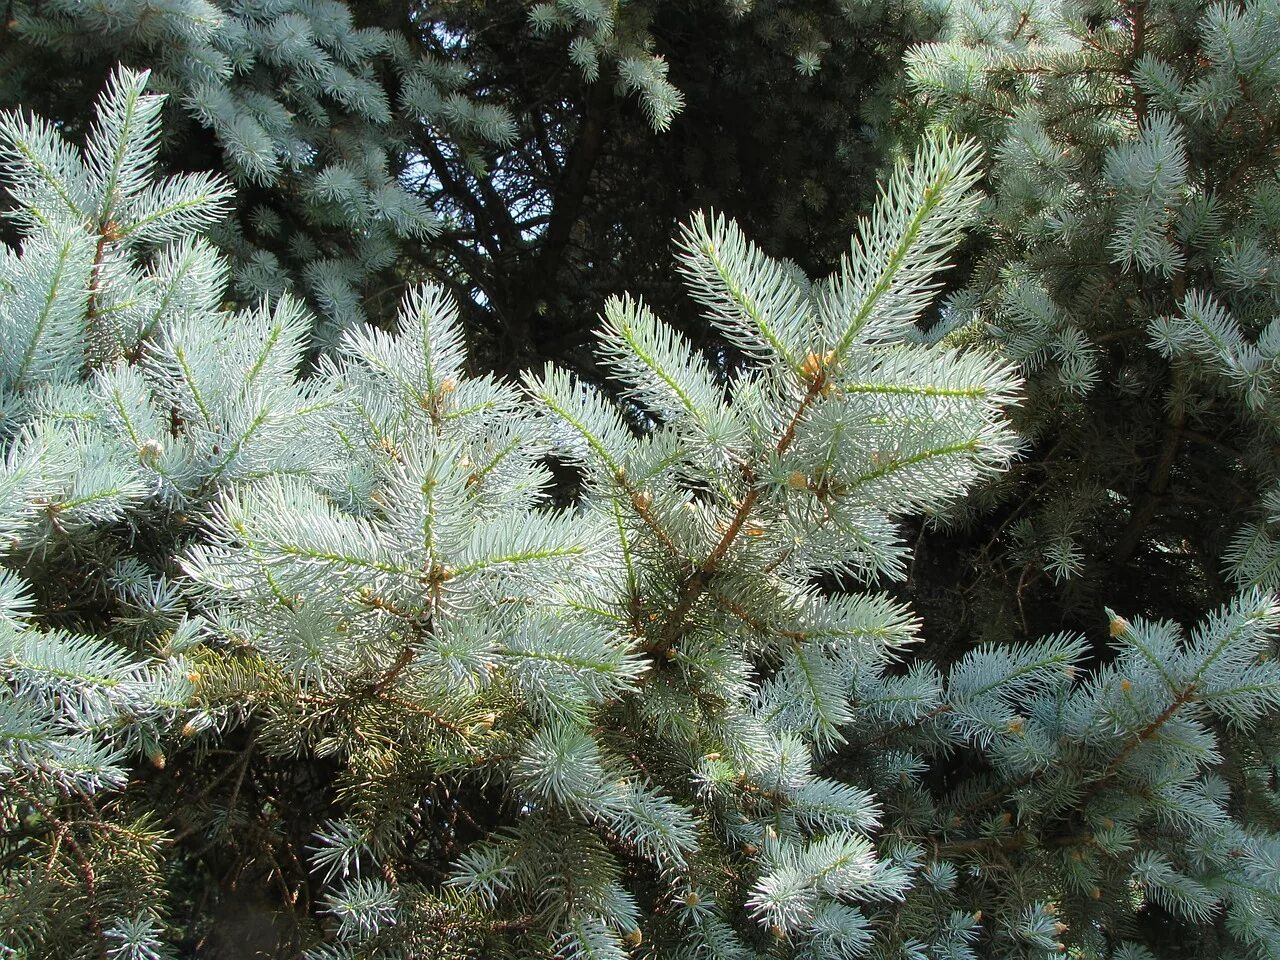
[887,0,1280,652]
[0,0,928,373]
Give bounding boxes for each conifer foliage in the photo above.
[3,26,1280,960]
[901,0,1280,634]
[0,0,511,346]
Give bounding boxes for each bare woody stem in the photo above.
[712,592,810,641]
[645,371,829,657]
[861,704,955,751]
[24,793,106,958]
[1089,683,1198,792]
[952,768,1040,822]
[83,227,110,328]
[948,683,1199,828]
[617,473,681,559]
[937,829,1093,859]
[368,643,416,696]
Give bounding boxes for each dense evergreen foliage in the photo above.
[0,0,913,373]
[1,2,1280,959]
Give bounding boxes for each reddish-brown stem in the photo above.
[938,830,1093,859]
[953,768,1040,821]
[712,592,809,642]
[1096,684,1197,786]
[26,794,105,957]
[381,692,470,737]
[224,739,256,819]
[618,476,680,558]
[83,228,110,327]
[368,642,416,696]
[646,373,828,657]
[861,703,955,750]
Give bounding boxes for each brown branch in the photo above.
[712,591,808,642]
[616,477,681,559]
[939,833,1028,857]
[83,227,111,328]
[224,738,256,820]
[1094,683,1198,788]
[24,794,105,958]
[860,703,955,750]
[532,79,611,283]
[80,223,117,373]
[504,79,612,368]
[646,372,829,658]
[938,830,1093,859]
[952,768,1041,822]
[368,642,417,697]
[415,137,503,260]
[380,692,470,738]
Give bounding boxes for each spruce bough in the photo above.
[3,67,1280,960]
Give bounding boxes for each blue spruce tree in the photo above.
[1,5,1280,958]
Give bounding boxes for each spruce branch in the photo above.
[648,368,829,658]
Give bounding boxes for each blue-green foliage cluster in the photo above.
[3,1,1280,957]
[1,0,517,347]
[903,0,1280,605]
